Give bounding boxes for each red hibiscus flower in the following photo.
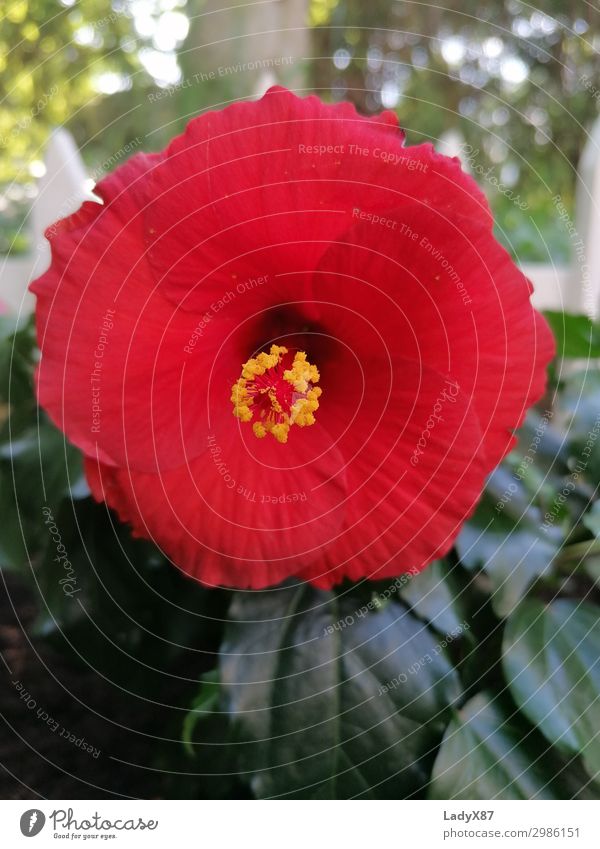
[31,86,554,590]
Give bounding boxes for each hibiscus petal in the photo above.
[32,87,554,592]
[31,152,241,472]
[85,413,347,589]
[144,86,420,316]
[299,358,488,588]
[312,201,554,470]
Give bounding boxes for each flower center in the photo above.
[231,345,322,444]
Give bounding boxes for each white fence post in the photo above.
[0,128,92,314]
[444,122,600,318]
[574,114,600,320]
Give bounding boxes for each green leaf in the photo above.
[182,672,221,758]
[30,496,228,700]
[399,560,466,635]
[554,538,600,587]
[543,312,600,359]
[459,524,558,617]
[178,669,246,798]
[0,418,83,572]
[0,469,29,571]
[583,502,600,538]
[220,583,463,799]
[503,599,600,780]
[485,532,557,618]
[581,552,600,586]
[0,314,36,439]
[0,314,29,344]
[0,422,83,507]
[429,693,593,799]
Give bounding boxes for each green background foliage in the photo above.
[1,0,600,800]
[2,0,600,258]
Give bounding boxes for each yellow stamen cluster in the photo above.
[231,345,322,444]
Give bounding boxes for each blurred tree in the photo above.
[310,0,600,261]
[2,0,599,262]
[0,0,144,253]
[177,0,308,111]
[0,0,152,183]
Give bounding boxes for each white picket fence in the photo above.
[2,119,600,318]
